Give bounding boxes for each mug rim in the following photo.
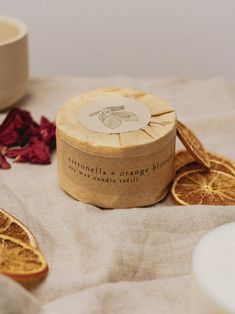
[0,15,28,47]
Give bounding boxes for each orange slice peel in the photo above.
[171,169,235,206]
[0,234,48,284]
[0,208,37,247]
[176,159,235,177]
[174,150,196,173]
[207,151,235,171]
[176,121,210,168]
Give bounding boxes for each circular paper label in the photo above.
[78,95,151,133]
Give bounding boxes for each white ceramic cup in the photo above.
[190,223,235,313]
[0,16,28,110]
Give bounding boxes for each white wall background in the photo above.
[1,0,235,77]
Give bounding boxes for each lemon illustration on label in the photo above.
[78,94,151,134]
[89,106,139,129]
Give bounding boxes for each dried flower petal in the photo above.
[29,136,42,145]
[0,108,33,132]
[0,108,55,167]
[0,130,19,146]
[0,153,11,169]
[0,145,8,155]
[0,108,34,146]
[40,117,56,151]
[10,141,51,165]
[5,147,25,159]
[18,123,40,147]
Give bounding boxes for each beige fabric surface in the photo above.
[0,77,235,314]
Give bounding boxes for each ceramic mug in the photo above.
[0,16,28,110]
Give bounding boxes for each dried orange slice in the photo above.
[176,161,202,175]
[176,160,235,177]
[171,169,235,205]
[210,160,235,175]
[0,208,37,247]
[174,150,196,172]
[207,151,235,171]
[176,121,210,168]
[0,235,48,284]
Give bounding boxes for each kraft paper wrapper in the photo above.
[0,16,28,110]
[56,87,176,208]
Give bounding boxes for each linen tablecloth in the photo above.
[0,77,235,314]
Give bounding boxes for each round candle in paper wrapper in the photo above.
[191,223,235,314]
[56,87,176,208]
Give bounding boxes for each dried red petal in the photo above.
[0,130,19,146]
[0,145,8,155]
[0,108,34,146]
[12,141,51,165]
[0,109,55,166]
[0,152,11,169]
[5,147,27,159]
[40,117,56,151]
[0,108,33,132]
[18,123,40,146]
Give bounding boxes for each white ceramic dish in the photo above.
[0,16,28,110]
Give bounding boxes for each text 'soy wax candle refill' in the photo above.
[0,16,28,110]
[191,223,235,314]
[56,87,176,208]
